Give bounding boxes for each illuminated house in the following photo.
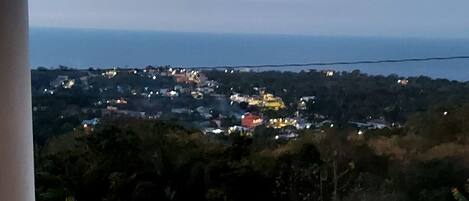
[81,118,100,130]
[172,70,208,85]
[191,91,204,100]
[49,75,69,88]
[300,96,316,102]
[298,96,316,110]
[241,113,263,129]
[268,118,298,129]
[188,70,208,84]
[230,93,250,103]
[231,92,286,110]
[397,79,409,85]
[49,75,77,89]
[247,97,262,107]
[106,98,128,105]
[262,93,286,110]
[322,70,335,77]
[62,79,75,89]
[103,69,118,79]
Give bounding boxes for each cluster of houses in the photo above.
[230,92,286,111]
[201,110,334,140]
[38,67,395,140]
[45,75,76,93]
[136,68,218,100]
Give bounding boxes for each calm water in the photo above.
[30,27,469,80]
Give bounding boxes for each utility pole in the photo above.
[333,159,338,201]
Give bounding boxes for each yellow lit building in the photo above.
[233,92,286,110]
[268,118,298,129]
[262,93,286,110]
[247,98,263,107]
[264,99,285,110]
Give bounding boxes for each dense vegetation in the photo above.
[36,106,469,201]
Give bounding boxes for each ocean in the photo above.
[30,27,469,80]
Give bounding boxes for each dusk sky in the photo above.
[29,0,469,38]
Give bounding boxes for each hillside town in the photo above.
[32,67,400,142]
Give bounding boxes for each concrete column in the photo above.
[0,0,36,201]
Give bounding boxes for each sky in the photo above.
[29,0,469,38]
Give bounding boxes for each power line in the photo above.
[194,55,469,69]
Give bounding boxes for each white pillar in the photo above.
[0,0,35,201]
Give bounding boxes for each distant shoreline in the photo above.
[31,67,467,83]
